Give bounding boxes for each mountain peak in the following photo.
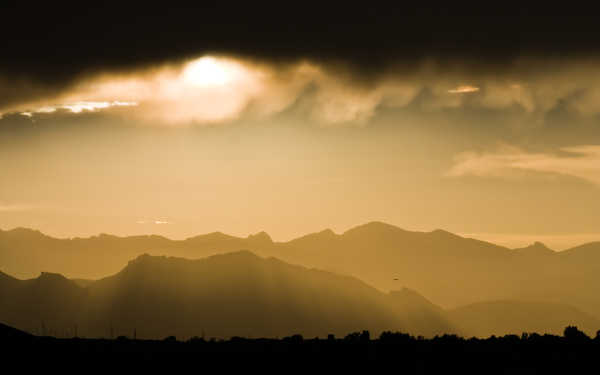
[429,228,462,239]
[2,227,47,239]
[185,231,239,242]
[343,221,405,236]
[126,250,263,269]
[247,231,273,243]
[532,241,549,248]
[515,241,555,255]
[34,272,80,291]
[287,228,338,245]
[37,271,70,282]
[129,253,154,263]
[312,228,338,239]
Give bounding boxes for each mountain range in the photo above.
[1,251,598,339]
[0,252,456,339]
[2,222,599,318]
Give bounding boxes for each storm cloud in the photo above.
[2,3,600,110]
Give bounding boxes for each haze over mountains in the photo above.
[1,251,598,339]
[0,252,455,339]
[2,221,600,318]
[448,300,600,338]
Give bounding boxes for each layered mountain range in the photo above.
[2,222,599,312]
[0,251,598,339]
[1,222,599,338]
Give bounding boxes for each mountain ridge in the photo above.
[3,223,599,254]
[2,222,600,318]
[1,251,597,338]
[0,251,455,339]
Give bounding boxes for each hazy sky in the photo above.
[1,4,599,249]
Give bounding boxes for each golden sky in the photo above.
[1,55,600,249]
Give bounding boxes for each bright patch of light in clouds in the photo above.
[136,219,172,225]
[62,101,137,113]
[20,55,269,124]
[182,57,243,87]
[20,106,58,117]
[448,85,480,94]
[10,57,600,126]
[0,203,38,212]
[447,145,600,186]
[20,101,137,117]
[2,56,420,125]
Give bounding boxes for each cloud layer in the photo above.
[3,4,600,85]
[0,203,39,212]
[4,56,600,128]
[447,145,600,186]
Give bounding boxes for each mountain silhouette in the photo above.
[2,222,600,318]
[513,241,555,256]
[0,252,457,339]
[1,251,598,339]
[0,270,86,337]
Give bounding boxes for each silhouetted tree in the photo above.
[344,332,361,342]
[379,331,412,344]
[188,336,206,344]
[360,330,370,342]
[283,334,303,344]
[2,323,600,371]
[563,326,590,342]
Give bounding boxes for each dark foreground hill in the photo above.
[0,322,31,339]
[2,222,600,319]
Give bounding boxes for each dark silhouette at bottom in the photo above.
[2,323,599,373]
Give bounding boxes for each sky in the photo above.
[1,4,600,249]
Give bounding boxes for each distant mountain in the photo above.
[2,223,600,318]
[0,252,456,339]
[513,242,555,257]
[2,251,597,339]
[448,300,600,337]
[275,223,600,318]
[0,270,87,336]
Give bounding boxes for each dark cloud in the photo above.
[3,3,600,83]
[3,3,600,117]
